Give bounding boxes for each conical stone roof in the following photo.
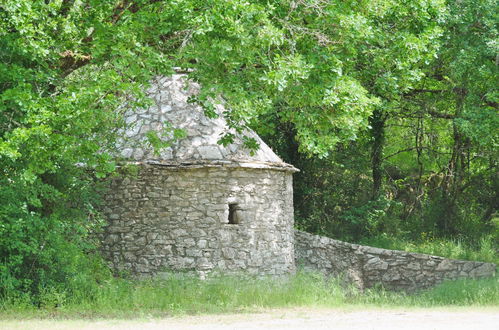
[118,74,297,172]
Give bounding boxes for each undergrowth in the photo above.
[1,270,497,319]
[359,235,498,264]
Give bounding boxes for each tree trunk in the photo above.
[370,108,386,199]
[440,87,468,235]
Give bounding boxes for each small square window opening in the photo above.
[228,203,240,224]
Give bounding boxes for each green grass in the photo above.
[359,235,498,264]
[357,276,499,307]
[1,271,497,319]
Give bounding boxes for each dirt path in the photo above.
[2,307,498,330]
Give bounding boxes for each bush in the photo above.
[0,171,111,304]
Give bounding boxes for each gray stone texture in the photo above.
[295,230,496,292]
[102,72,296,278]
[102,165,295,277]
[117,74,293,170]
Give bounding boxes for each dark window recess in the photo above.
[228,203,240,224]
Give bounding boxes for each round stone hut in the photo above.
[101,74,298,277]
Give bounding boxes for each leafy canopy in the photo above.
[0,0,450,297]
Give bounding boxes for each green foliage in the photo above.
[0,168,111,299]
[267,0,498,245]
[180,0,445,157]
[145,122,187,156]
[0,271,346,316]
[414,276,499,306]
[339,197,403,241]
[360,235,498,264]
[1,271,497,318]
[0,0,176,298]
[358,276,499,307]
[0,0,496,304]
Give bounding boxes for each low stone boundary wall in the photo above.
[295,230,496,291]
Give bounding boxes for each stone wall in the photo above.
[295,230,496,291]
[101,164,295,277]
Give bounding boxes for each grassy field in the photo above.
[1,270,497,320]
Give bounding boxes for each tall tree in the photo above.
[5,0,488,297]
[0,0,183,295]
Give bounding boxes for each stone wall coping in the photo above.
[118,159,300,172]
[295,230,496,266]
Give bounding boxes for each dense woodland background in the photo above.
[0,0,497,301]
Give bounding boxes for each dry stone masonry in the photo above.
[295,230,496,292]
[102,166,295,277]
[102,73,297,278]
[101,71,495,291]
[117,74,285,164]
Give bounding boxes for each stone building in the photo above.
[101,74,298,277]
[101,73,495,291]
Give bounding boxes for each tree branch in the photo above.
[404,89,445,97]
[383,146,449,160]
[428,110,455,119]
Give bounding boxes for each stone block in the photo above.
[364,257,389,271]
[406,262,421,270]
[198,146,223,159]
[436,259,455,271]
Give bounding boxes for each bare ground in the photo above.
[2,307,498,330]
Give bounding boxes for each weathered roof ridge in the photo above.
[131,159,299,172]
